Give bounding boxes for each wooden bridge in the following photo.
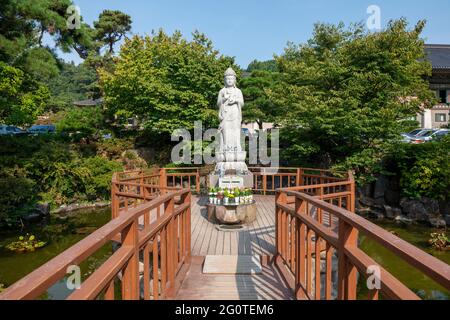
[0,167,449,300]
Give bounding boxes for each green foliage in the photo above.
[0,62,50,126]
[428,233,449,251]
[0,136,124,228]
[386,137,450,200]
[240,69,280,128]
[100,30,237,134]
[0,167,36,227]
[56,106,104,139]
[47,61,98,111]
[94,10,132,54]
[246,59,278,72]
[5,234,46,253]
[270,19,435,182]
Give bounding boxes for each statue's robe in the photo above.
[217,87,244,152]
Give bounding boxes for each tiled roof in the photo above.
[73,98,103,106]
[425,44,450,69]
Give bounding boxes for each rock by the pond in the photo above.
[445,215,450,226]
[36,203,50,216]
[383,205,402,219]
[400,197,440,222]
[384,205,394,218]
[429,218,447,228]
[395,215,413,224]
[23,213,42,223]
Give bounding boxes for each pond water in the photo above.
[0,207,112,299]
[0,208,448,300]
[358,219,449,300]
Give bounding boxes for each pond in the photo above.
[0,207,112,299]
[358,219,449,300]
[0,208,448,300]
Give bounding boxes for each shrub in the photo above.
[386,136,450,200]
[0,135,124,228]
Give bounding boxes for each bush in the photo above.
[0,135,124,228]
[55,106,104,141]
[386,136,450,200]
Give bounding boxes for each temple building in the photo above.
[418,44,450,128]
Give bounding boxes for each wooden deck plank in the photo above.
[175,257,293,300]
[190,196,277,256]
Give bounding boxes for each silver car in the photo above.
[409,129,448,144]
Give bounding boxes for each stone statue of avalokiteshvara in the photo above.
[210,67,253,188]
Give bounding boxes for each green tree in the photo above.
[94,10,132,54]
[47,61,98,111]
[0,62,49,126]
[247,59,278,72]
[240,69,279,129]
[270,19,435,183]
[100,30,237,134]
[56,106,104,140]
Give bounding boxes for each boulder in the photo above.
[400,198,429,221]
[421,198,440,216]
[445,215,450,226]
[23,213,42,223]
[384,205,402,219]
[36,203,50,216]
[439,200,450,216]
[429,218,447,228]
[384,205,394,218]
[395,215,413,224]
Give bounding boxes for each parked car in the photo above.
[406,129,424,136]
[27,124,56,135]
[0,125,26,136]
[409,129,448,144]
[401,129,436,143]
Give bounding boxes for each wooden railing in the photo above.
[117,167,348,196]
[3,166,448,300]
[249,167,348,195]
[275,184,450,300]
[0,183,192,300]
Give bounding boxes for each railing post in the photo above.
[164,197,176,296]
[181,191,192,261]
[121,218,140,300]
[348,171,356,213]
[295,196,307,300]
[263,169,267,195]
[275,191,286,256]
[111,182,119,219]
[160,168,167,193]
[337,219,358,300]
[296,168,303,187]
[196,169,200,193]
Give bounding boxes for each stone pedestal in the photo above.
[209,172,253,189]
[207,202,257,224]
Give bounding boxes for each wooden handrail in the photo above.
[0,187,192,300]
[275,189,450,300]
[116,167,350,196]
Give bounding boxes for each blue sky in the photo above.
[54,0,450,68]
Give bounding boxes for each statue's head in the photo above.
[224,67,237,87]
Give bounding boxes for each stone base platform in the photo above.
[209,172,253,189]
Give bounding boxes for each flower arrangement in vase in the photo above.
[233,187,241,204]
[216,188,223,205]
[209,187,215,204]
[223,189,230,205]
